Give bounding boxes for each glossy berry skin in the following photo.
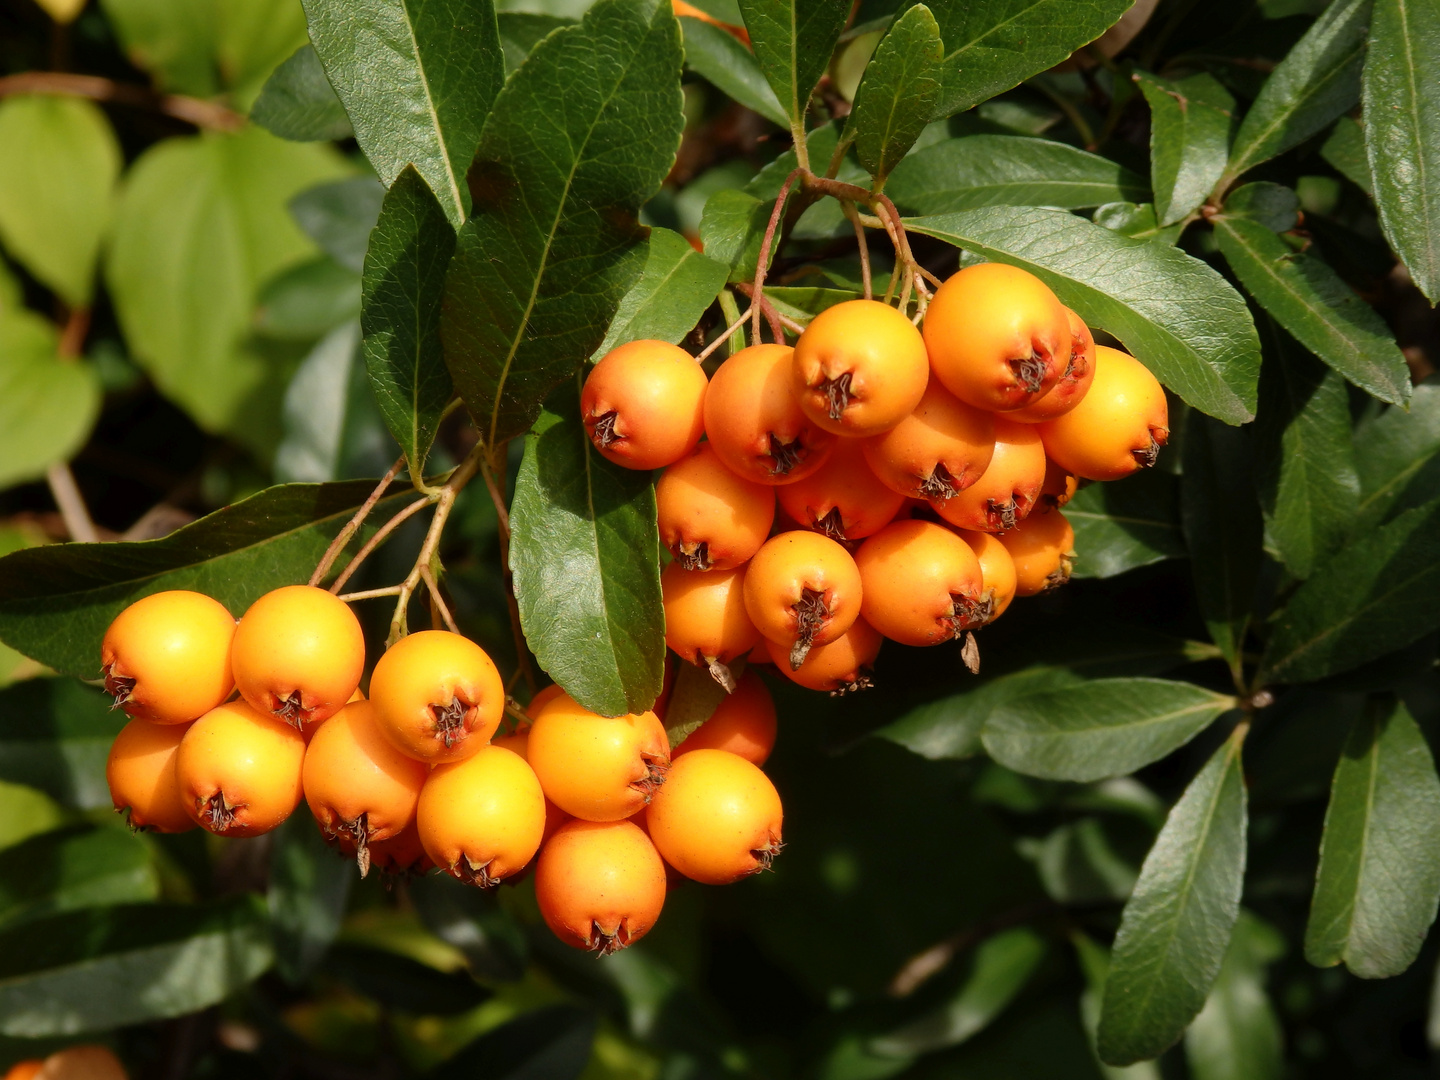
[582,339,708,470]
[662,562,761,666]
[672,669,776,765]
[932,419,1047,533]
[492,725,572,843]
[417,744,547,886]
[657,443,775,571]
[861,382,995,503]
[525,683,567,719]
[175,700,306,837]
[645,749,783,885]
[957,530,1018,621]
[101,590,235,725]
[1,1061,40,1080]
[776,438,905,542]
[231,585,364,731]
[527,694,670,821]
[1008,308,1097,422]
[369,630,504,765]
[855,520,985,646]
[535,819,667,953]
[923,263,1070,411]
[704,344,836,485]
[107,718,196,833]
[999,508,1075,596]
[32,1047,128,1080]
[766,617,882,693]
[1038,346,1169,481]
[743,531,862,668]
[791,299,930,436]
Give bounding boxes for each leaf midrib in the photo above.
[998,695,1228,739]
[399,0,465,223]
[1322,716,1381,957]
[1390,0,1436,275]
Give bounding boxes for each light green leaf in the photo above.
[736,0,848,131]
[1067,468,1185,579]
[99,0,221,96]
[1135,71,1236,227]
[251,44,355,142]
[595,227,728,357]
[272,320,367,482]
[679,15,787,127]
[1353,377,1440,522]
[0,825,159,930]
[846,4,943,183]
[214,0,312,107]
[0,309,102,492]
[1184,913,1285,1080]
[1321,115,1372,194]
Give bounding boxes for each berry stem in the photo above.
[842,200,873,300]
[693,301,754,364]
[310,455,407,587]
[327,494,434,595]
[750,168,804,343]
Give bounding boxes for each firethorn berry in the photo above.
[535,819,667,954]
[1008,309,1097,423]
[703,344,836,485]
[855,520,987,646]
[527,694,670,821]
[416,744,547,887]
[999,508,1076,596]
[33,1047,128,1080]
[302,700,429,875]
[743,531,862,670]
[100,590,235,724]
[656,442,775,571]
[526,683,567,719]
[175,700,305,836]
[662,563,762,677]
[791,299,930,436]
[369,630,504,764]
[2,1061,40,1080]
[492,724,572,843]
[1039,459,1078,512]
[361,822,432,876]
[776,438,906,542]
[581,339,708,470]
[957,530,1018,621]
[672,669,777,765]
[1038,346,1169,481]
[932,418,1047,533]
[923,262,1070,411]
[766,617,882,693]
[861,381,995,504]
[645,749,783,885]
[231,585,363,731]
[106,718,195,833]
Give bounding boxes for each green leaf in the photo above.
[736,0,848,131]
[1067,469,1185,579]
[433,1005,595,1080]
[273,321,382,483]
[251,44,355,142]
[254,258,361,340]
[1092,202,1184,245]
[303,0,504,228]
[0,96,120,307]
[1221,182,1299,234]
[906,208,1261,424]
[1321,115,1372,194]
[98,0,221,96]
[1075,935,1164,1080]
[0,680,124,810]
[409,873,527,982]
[1254,323,1361,578]
[0,479,409,679]
[1223,0,1371,185]
[0,308,102,492]
[1214,214,1410,406]
[846,4,943,182]
[1261,498,1440,683]
[289,176,386,275]
[0,825,158,930]
[1363,0,1440,301]
[498,12,574,75]
[511,386,665,717]
[0,897,273,1036]
[1183,912,1285,1080]
[662,658,737,747]
[927,0,1132,121]
[215,0,313,108]
[982,678,1236,783]
[697,188,771,283]
[888,136,1149,215]
[1097,728,1248,1067]
[440,0,684,449]
[1305,696,1440,977]
[322,942,490,1014]
[679,15,787,127]
[1135,71,1236,227]
[362,167,456,480]
[1353,378,1440,522]
[595,227,728,357]
[267,812,354,984]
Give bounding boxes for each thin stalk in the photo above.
[336,586,405,602]
[421,565,460,634]
[696,300,754,363]
[842,200,873,300]
[0,72,244,131]
[46,463,97,542]
[310,456,406,586]
[751,169,804,342]
[328,495,434,595]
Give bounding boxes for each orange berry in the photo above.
[175,700,305,836]
[672,669,776,765]
[231,585,363,731]
[791,299,930,436]
[369,630,504,764]
[37,1047,127,1080]
[932,418,1047,533]
[923,263,1070,410]
[491,725,571,843]
[4,1061,42,1080]
[765,617,882,693]
[1007,308,1097,422]
[527,694,670,821]
[855,520,986,646]
[957,529,1018,621]
[861,381,995,502]
[535,818,666,953]
[1038,346,1169,480]
[662,562,761,667]
[416,744,546,886]
[743,531,862,669]
[703,344,836,484]
[645,749,782,884]
[100,590,235,724]
[525,683,566,719]
[656,442,775,570]
[776,438,906,542]
[998,508,1076,596]
[106,718,194,833]
[1039,459,1078,511]
[581,339,708,469]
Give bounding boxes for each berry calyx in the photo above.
[656,442,775,571]
[535,819,667,954]
[742,531,862,668]
[369,630,504,764]
[703,344,836,485]
[645,749,784,885]
[791,299,930,436]
[776,438,906,542]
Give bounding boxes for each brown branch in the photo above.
[327,495,433,595]
[750,169,804,342]
[0,72,245,132]
[310,456,407,587]
[842,201,873,300]
[46,463,97,542]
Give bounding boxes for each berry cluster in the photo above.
[585,262,1170,690]
[102,587,782,955]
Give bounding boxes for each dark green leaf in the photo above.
[409,873,527,982]
[0,680,123,810]
[0,480,408,679]
[1363,0,1440,301]
[736,0,848,131]
[254,258,361,340]
[846,4,943,182]
[679,15,787,127]
[1306,696,1440,977]
[1135,71,1236,227]
[0,897,272,1036]
[594,227,728,357]
[887,135,1149,215]
[1353,378,1440,522]
[1022,818,1138,904]
[303,0,504,227]
[1321,115,1372,194]
[697,188,771,283]
[511,386,665,717]
[907,208,1261,424]
[434,1005,595,1080]
[1097,728,1248,1066]
[322,943,491,1014]
[982,678,1236,783]
[1067,468,1185,579]
[1092,201,1185,245]
[267,813,353,984]
[0,826,157,930]
[1221,182,1299,233]
[251,44,355,142]
[1183,913,1285,1080]
[440,0,684,449]
[1223,0,1370,184]
[289,176,386,275]
[498,12,573,74]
